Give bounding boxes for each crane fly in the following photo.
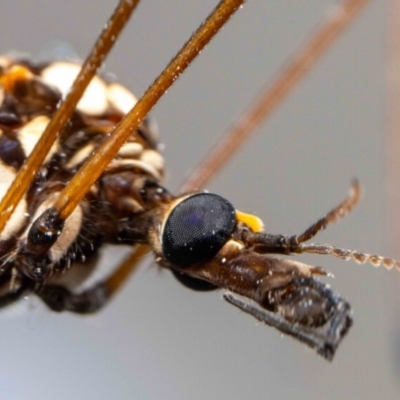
[0,0,392,361]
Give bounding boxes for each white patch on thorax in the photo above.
[117,142,143,158]
[17,115,58,161]
[140,149,164,173]
[107,83,137,114]
[106,159,162,181]
[41,62,108,116]
[21,192,83,263]
[66,143,96,169]
[0,163,28,240]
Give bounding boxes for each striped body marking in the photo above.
[0,58,164,290]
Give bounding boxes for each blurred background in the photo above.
[0,1,398,399]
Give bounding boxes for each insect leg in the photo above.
[36,245,149,313]
[0,274,31,309]
[180,0,369,192]
[37,284,109,314]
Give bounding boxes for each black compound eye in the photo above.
[162,193,236,267]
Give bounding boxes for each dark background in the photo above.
[0,1,398,399]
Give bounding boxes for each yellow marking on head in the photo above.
[235,210,264,232]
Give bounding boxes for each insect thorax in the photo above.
[0,56,166,282]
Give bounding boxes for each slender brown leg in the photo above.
[180,0,370,193]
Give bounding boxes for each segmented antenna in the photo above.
[289,181,400,271]
[244,180,400,272]
[298,244,400,271]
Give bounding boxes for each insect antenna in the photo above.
[239,180,400,271]
[0,0,140,233]
[281,181,400,271]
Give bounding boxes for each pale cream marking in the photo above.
[0,163,28,240]
[41,62,108,116]
[0,87,4,105]
[107,83,137,114]
[9,267,17,293]
[20,192,83,263]
[17,116,58,162]
[117,142,143,158]
[222,239,245,252]
[283,259,317,276]
[66,143,95,169]
[50,204,83,263]
[89,185,99,196]
[106,159,161,181]
[140,149,164,172]
[150,224,163,256]
[0,57,12,68]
